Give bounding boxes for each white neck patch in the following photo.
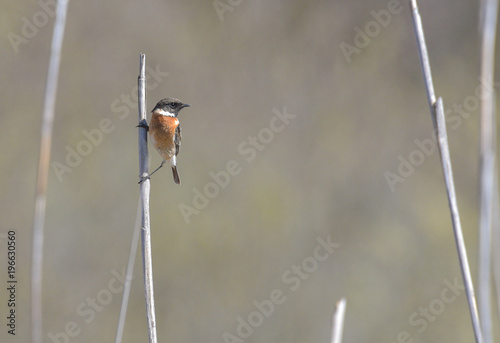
[156,109,175,117]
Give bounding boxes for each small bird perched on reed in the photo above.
[138,97,190,185]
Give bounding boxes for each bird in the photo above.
[138,97,190,185]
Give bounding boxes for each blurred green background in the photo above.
[1,0,499,342]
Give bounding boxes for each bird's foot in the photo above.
[137,121,149,131]
[138,175,151,184]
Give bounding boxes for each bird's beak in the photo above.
[182,104,191,108]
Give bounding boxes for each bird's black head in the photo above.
[152,97,190,116]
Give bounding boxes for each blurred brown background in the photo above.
[1,0,499,342]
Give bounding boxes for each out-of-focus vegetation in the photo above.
[1,1,499,342]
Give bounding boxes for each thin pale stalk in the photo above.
[478,1,498,342]
[114,199,141,343]
[434,98,484,343]
[137,54,157,343]
[409,0,436,110]
[409,1,483,342]
[32,1,69,342]
[492,177,500,319]
[330,298,346,343]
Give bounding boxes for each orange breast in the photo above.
[149,113,179,160]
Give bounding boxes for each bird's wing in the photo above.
[174,124,181,156]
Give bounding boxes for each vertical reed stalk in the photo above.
[409,1,483,342]
[478,1,499,342]
[330,298,346,343]
[137,53,158,343]
[32,1,69,342]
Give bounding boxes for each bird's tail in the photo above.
[172,166,181,185]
